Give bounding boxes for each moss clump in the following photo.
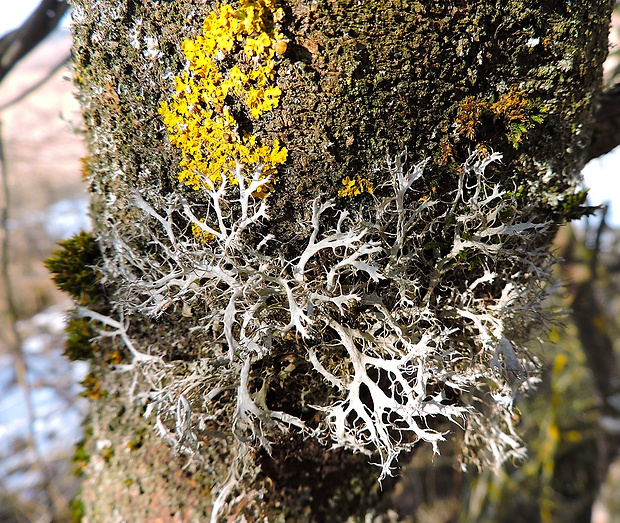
[71,496,85,523]
[45,232,110,362]
[454,96,489,141]
[44,232,104,308]
[127,428,148,451]
[72,421,93,477]
[80,372,108,400]
[454,86,548,149]
[65,316,98,362]
[491,87,548,149]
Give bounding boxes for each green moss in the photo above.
[101,446,115,462]
[73,443,90,477]
[454,87,548,149]
[71,496,85,523]
[491,88,548,149]
[70,421,91,521]
[65,316,98,361]
[45,232,114,362]
[44,232,103,307]
[72,453,89,480]
[127,428,148,451]
[72,421,93,478]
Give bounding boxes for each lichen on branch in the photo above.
[66,0,613,518]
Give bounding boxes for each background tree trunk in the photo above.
[63,1,612,521]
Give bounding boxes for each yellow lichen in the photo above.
[158,0,287,194]
[191,220,218,243]
[338,176,374,198]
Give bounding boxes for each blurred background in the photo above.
[0,3,90,521]
[0,2,619,523]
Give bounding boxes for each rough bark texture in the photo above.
[64,1,612,521]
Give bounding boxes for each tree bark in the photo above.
[63,1,612,521]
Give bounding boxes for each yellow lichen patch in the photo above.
[158,0,287,194]
[338,176,374,198]
[192,220,218,243]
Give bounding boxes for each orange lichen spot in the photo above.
[274,38,288,55]
[338,176,374,198]
[158,0,288,194]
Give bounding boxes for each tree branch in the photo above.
[587,83,620,162]
[0,0,69,84]
[556,220,620,480]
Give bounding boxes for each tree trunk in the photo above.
[60,1,612,521]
